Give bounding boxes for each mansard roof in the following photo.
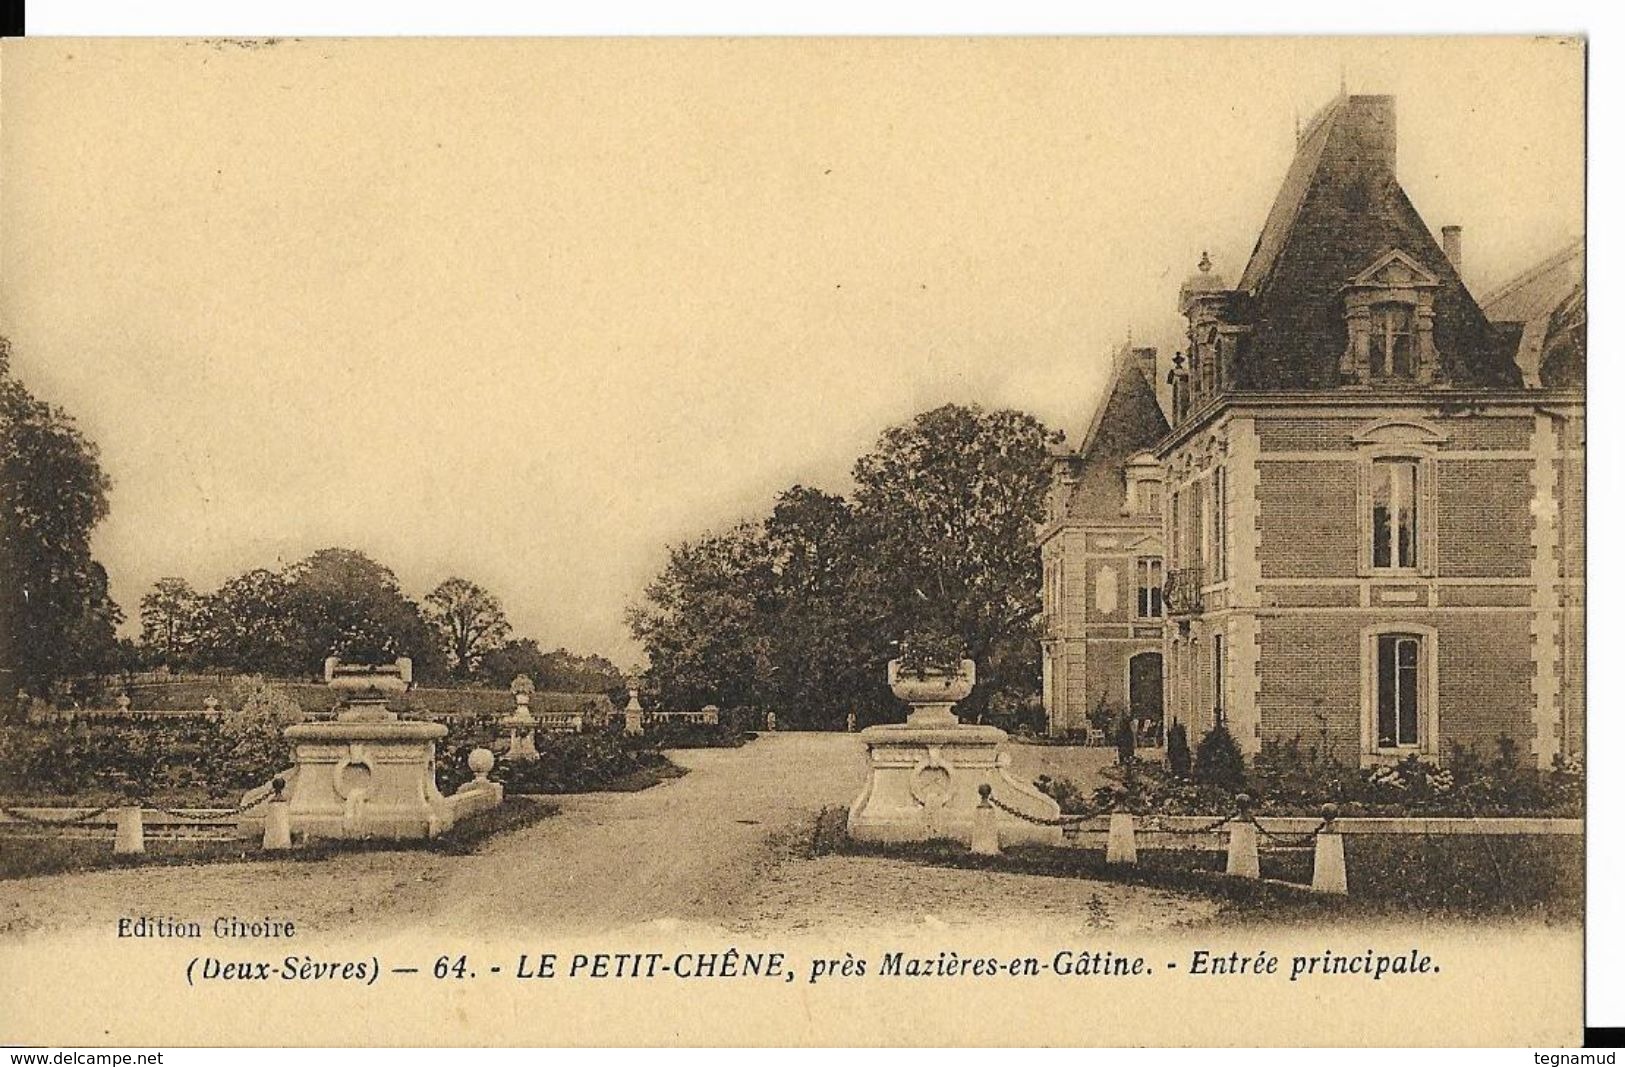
[1064,347,1170,518]
[1227,94,1523,391]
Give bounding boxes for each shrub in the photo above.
[1033,774,1089,814]
[1166,721,1192,777]
[895,629,967,679]
[488,728,667,795]
[1114,714,1136,766]
[638,720,751,749]
[215,677,304,790]
[1193,723,1246,790]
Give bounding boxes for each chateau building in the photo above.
[1039,344,1170,737]
[1042,93,1584,767]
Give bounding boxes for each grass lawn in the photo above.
[809,807,1582,924]
[0,795,560,881]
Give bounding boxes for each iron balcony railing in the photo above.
[1163,566,1205,617]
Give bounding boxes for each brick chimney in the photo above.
[1441,225,1462,273]
[1344,95,1396,176]
[1132,346,1158,391]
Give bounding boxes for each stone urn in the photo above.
[887,658,976,726]
[846,656,1061,847]
[623,685,644,736]
[504,689,539,761]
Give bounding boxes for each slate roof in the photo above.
[1481,238,1585,387]
[1065,347,1170,519]
[1227,94,1523,391]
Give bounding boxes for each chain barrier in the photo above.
[140,793,270,821]
[0,803,120,826]
[986,793,1236,834]
[2,784,281,828]
[987,787,1339,848]
[985,793,1109,827]
[1246,813,1325,847]
[1153,813,1238,836]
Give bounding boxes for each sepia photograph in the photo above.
[0,29,1593,1048]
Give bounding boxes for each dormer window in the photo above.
[1370,302,1417,379]
[1123,452,1163,518]
[1341,250,1442,386]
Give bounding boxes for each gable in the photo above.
[1230,95,1522,392]
[1348,249,1439,290]
[1065,354,1170,519]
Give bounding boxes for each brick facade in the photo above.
[1041,91,1584,767]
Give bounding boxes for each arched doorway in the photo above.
[1128,651,1164,745]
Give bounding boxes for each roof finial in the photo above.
[1198,250,1212,274]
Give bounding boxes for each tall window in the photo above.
[1369,302,1417,379]
[1212,633,1226,725]
[1137,557,1163,618]
[1376,633,1421,748]
[1169,489,1181,567]
[1211,466,1227,582]
[1139,481,1162,518]
[1371,458,1418,569]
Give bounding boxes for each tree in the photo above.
[625,405,1060,726]
[753,486,892,725]
[139,577,204,668]
[194,567,299,676]
[477,639,625,693]
[423,577,511,679]
[626,522,775,710]
[850,403,1059,718]
[0,338,121,701]
[279,548,446,680]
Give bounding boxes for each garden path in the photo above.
[0,733,1216,940]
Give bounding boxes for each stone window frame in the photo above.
[1359,622,1441,765]
[1353,420,1444,578]
[1135,555,1164,619]
[1123,451,1163,517]
[1340,249,1443,387]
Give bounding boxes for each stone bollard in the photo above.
[1105,811,1138,865]
[1226,794,1260,879]
[262,776,292,851]
[846,711,857,733]
[1226,823,1261,879]
[970,785,1001,856]
[766,711,777,732]
[1311,804,1348,895]
[113,805,145,855]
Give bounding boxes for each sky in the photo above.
[0,36,1584,667]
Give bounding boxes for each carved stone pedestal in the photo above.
[846,658,1061,847]
[273,719,454,840]
[238,658,458,841]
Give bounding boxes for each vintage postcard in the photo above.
[0,35,1587,1047]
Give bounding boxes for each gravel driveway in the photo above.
[0,733,1216,940]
